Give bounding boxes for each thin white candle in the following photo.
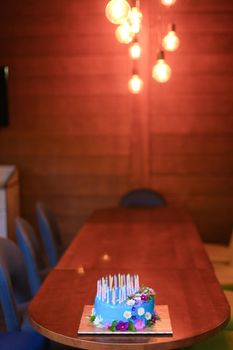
[131,276,134,293]
[114,274,117,288]
[109,275,113,290]
[119,287,122,304]
[112,288,116,305]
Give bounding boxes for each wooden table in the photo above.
[29,207,230,349]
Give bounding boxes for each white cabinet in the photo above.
[0,165,20,239]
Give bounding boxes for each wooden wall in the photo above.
[0,0,232,243]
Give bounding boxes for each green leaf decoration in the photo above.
[128,321,136,332]
[108,320,117,332]
[147,321,155,327]
[90,315,96,322]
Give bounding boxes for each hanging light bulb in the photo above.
[105,0,131,25]
[152,51,171,83]
[129,6,143,34]
[162,24,180,51]
[115,22,134,44]
[161,0,176,6]
[128,71,143,93]
[129,39,142,59]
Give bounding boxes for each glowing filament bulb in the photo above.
[105,0,131,25]
[129,7,143,34]
[152,51,171,83]
[161,0,176,6]
[162,24,180,51]
[115,22,134,44]
[128,73,143,94]
[129,41,142,59]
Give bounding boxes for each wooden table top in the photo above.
[29,207,230,349]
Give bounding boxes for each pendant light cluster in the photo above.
[105,0,180,93]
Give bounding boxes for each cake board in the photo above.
[78,305,173,335]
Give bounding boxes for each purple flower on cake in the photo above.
[137,307,145,316]
[123,310,132,319]
[145,312,152,320]
[126,299,135,306]
[116,321,129,331]
[141,294,148,301]
[134,319,145,330]
[151,314,157,323]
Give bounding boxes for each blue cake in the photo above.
[90,274,159,331]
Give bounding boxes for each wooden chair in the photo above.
[204,229,233,265]
[119,188,166,208]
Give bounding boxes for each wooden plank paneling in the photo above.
[149,74,233,95]
[1,0,105,17]
[151,155,233,175]
[10,156,131,176]
[21,175,130,196]
[150,135,233,155]
[0,16,112,37]
[149,95,233,115]
[150,115,233,134]
[0,134,131,156]
[0,35,126,57]
[10,95,130,115]
[9,114,131,134]
[2,56,129,76]
[150,175,233,195]
[10,75,128,96]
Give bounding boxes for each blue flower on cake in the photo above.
[137,307,145,316]
[123,310,132,319]
[145,312,152,320]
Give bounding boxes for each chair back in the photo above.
[0,238,25,331]
[36,202,62,267]
[0,331,49,350]
[119,188,166,208]
[0,237,31,303]
[15,218,41,296]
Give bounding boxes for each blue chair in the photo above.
[36,202,64,267]
[0,238,49,350]
[36,202,60,267]
[15,217,50,297]
[119,188,166,208]
[0,331,48,350]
